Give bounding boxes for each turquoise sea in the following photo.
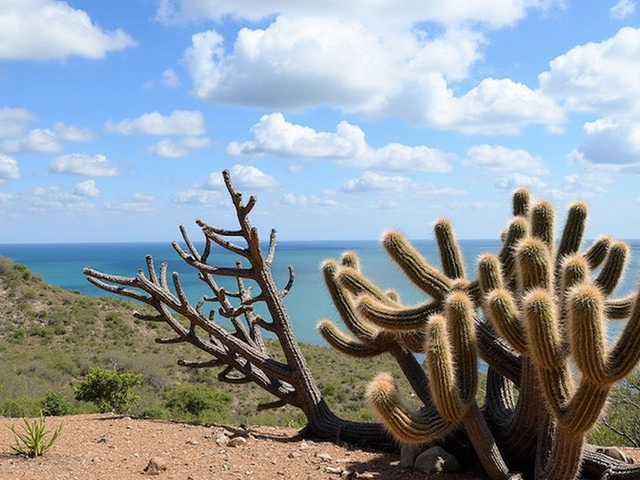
[1,240,639,346]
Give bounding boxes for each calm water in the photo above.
[1,240,639,346]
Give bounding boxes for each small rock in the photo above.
[143,456,168,476]
[216,434,230,446]
[299,440,309,450]
[316,453,333,463]
[186,438,199,446]
[340,469,356,480]
[400,443,423,468]
[228,436,247,447]
[325,467,342,474]
[414,446,459,474]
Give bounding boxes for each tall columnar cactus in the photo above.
[320,189,640,480]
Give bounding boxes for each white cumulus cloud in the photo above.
[540,27,640,116]
[74,180,100,197]
[0,107,36,138]
[50,153,120,177]
[148,136,210,159]
[105,110,206,136]
[569,118,640,165]
[227,113,454,172]
[207,165,278,191]
[161,69,180,87]
[0,154,20,183]
[610,0,636,19]
[0,0,136,60]
[180,8,564,132]
[464,144,549,175]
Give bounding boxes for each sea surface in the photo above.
[1,240,639,346]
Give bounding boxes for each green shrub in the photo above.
[163,383,232,424]
[74,367,142,414]
[41,391,72,417]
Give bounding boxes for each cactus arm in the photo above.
[569,285,608,383]
[317,320,389,357]
[516,238,552,292]
[604,286,640,381]
[556,201,588,260]
[524,289,564,371]
[337,266,398,305]
[322,259,379,340]
[478,254,505,294]
[425,315,463,421]
[594,241,629,296]
[498,217,529,282]
[366,373,455,444]
[485,289,528,355]
[530,200,555,250]
[339,250,360,270]
[357,295,441,330]
[434,218,466,280]
[605,293,637,319]
[382,230,452,299]
[512,187,530,217]
[583,235,612,270]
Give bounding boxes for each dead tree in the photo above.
[83,170,385,444]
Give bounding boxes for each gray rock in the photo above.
[414,446,459,474]
[400,443,423,468]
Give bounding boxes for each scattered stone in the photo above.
[299,440,309,450]
[400,443,423,468]
[414,446,459,474]
[228,436,247,447]
[288,451,302,458]
[340,469,356,480]
[216,434,230,446]
[316,452,333,463]
[143,456,168,476]
[325,466,342,474]
[186,438,199,446]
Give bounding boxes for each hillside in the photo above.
[0,255,411,426]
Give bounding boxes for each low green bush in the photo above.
[163,383,232,424]
[74,367,142,414]
[41,391,72,417]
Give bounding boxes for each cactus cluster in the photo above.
[319,188,640,480]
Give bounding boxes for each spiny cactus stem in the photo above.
[583,236,611,270]
[322,260,379,340]
[317,320,387,357]
[366,373,455,444]
[517,238,552,292]
[556,201,588,261]
[594,241,629,296]
[569,285,607,383]
[524,289,563,370]
[357,295,441,331]
[530,201,555,250]
[486,289,528,355]
[434,218,466,280]
[382,230,452,299]
[478,254,504,295]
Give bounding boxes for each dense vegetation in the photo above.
[0,255,411,427]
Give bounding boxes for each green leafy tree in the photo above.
[74,367,141,414]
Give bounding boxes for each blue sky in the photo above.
[1,0,640,244]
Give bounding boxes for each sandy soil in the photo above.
[0,414,488,480]
[0,414,637,480]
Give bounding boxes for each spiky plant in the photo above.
[319,189,640,480]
